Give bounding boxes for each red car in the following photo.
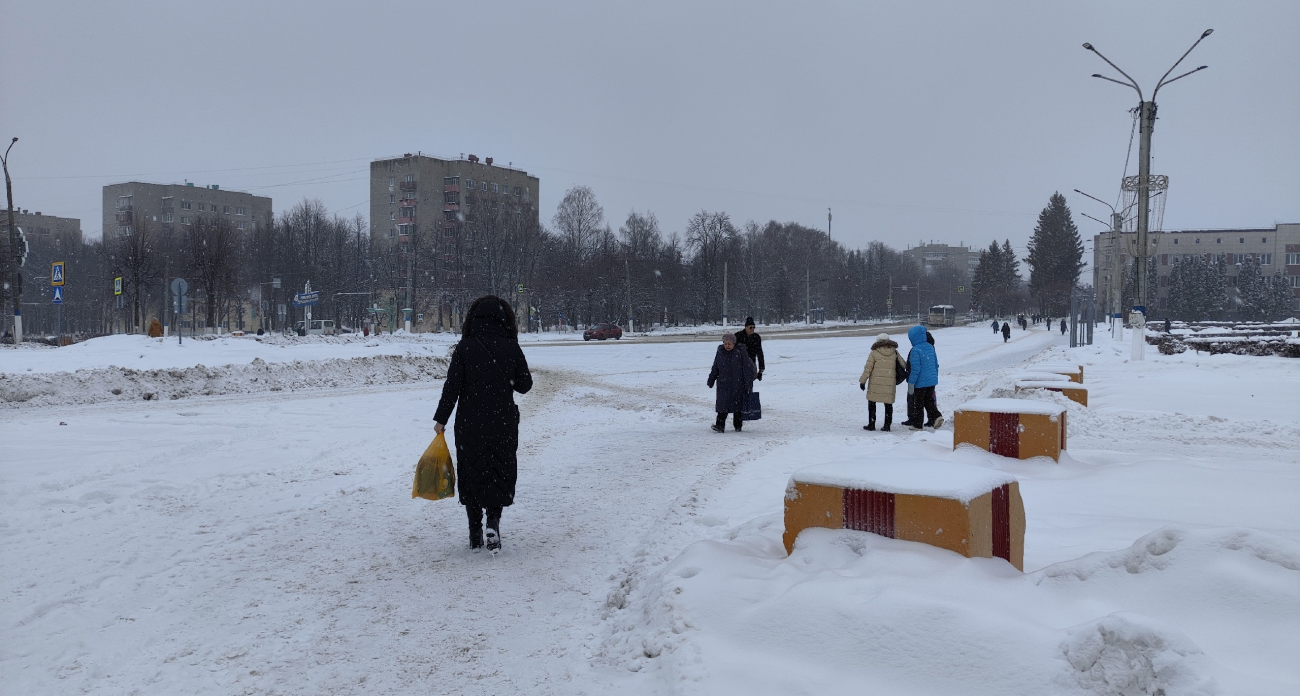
[583,323,623,341]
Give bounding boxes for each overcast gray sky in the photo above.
[5,0,1298,265]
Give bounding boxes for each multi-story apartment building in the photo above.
[1092,223,1300,316]
[902,242,982,275]
[369,152,540,329]
[6,210,87,335]
[901,242,980,314]
[101,181,272,240]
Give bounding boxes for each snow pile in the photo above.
[616,524,1296,695]
[0,353,447,408]
[789,456,1017,503]
[1061,613,1219,696]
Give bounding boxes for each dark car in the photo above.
[583,323,623,341]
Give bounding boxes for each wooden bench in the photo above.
[954,398,1067,461]
[784,458,1025,570]
[1014,380,1088,406]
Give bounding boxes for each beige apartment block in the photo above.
[101,181,272,241]
[1092,223,1300,317]
[369,152,540,329]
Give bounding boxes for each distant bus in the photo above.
[927,305,956,327]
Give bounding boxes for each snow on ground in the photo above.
[1,323,1296,695]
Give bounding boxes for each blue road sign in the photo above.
[52,287,64,304]
[291,291,320,307]
[51,261,66,286]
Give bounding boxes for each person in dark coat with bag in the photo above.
[733,317,765,381]
[708,332,755,432]
[1001,321,1011,342]
[434,296,533,553]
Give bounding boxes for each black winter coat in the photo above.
[733,330,765,371]
[434,323,533,508]
[708,344,755,413]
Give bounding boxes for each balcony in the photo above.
[443,184,459,193]
[398,216,417,225]
[442,203,459,212]
[399,181,418,192]
[115,210,133,223]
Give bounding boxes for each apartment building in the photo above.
[369,152,540,325]
[902,242,982,275]
[101,181,272,240]
[1092,223,1300,315]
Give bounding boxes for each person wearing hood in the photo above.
[733,317,765,381]
[859,333,902,431]
[991,319,1000,333]
[708,332,756,432]
[904,324,943,430]
[434,295,533,554]
[1001,321,1011,342]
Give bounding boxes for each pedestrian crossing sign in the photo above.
[114,277,123,295]
[52,287,64,304]
[51,261,66,286]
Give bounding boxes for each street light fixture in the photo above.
[1082,29,1212,339]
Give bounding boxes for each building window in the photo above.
[1173,238,1178,245]
[1286,253,1300,265]
[180,216,191,224]
[117,196,132,209]
[400,206,415,217]
[513,187,521,196]
[491,183,499,193]
[397,224,413,236]
[1260,253,1273,265]
[236,221,248,231]
[237,206,246,215]
[444,176,459,185]
[466,179,475,190]
[389,194,396,205]
[1239,238,1245,243]
[181,200,192,210]
[1194,238,1200,244]
[38,226,51,235]
[1291,276,1300,288]
[222,205,230,214]
[390,211,396,220]
[1216,238,1221,244]
[389,227,396,238]
[388,177,396,191]
[1262,237,1267,243]
[162,213,174,223]
[404,174,414,182]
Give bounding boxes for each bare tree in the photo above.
[186,216,239,330]
[115,216,161,332]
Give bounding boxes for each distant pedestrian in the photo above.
[734,317,765,381]
[1001,322,1011,342]
[905,325,943,430]
[708,332,756,433]
[991,319,999,333]
[434,295,534,554]
[1060,319,1067,335]
[1164,317,1171,333]
[859,333,901,431]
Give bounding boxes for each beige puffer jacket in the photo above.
[859,338,901,404]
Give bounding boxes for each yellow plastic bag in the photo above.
[412,433,456,501]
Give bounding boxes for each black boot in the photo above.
[733,412,743,432]
[485,507,502,554]
[712,413,726,433]
[865,402,877,430]
[466,505,484,551]
[882,405,893,432]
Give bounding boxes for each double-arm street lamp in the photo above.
[1083,29,1212,322]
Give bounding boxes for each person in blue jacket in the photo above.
[904,325,943,430]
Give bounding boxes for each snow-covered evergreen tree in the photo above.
[1168,255,1226,320]
[1261,271,1297,321]
[1025,193,1085,315]
[1234,256,1267,320]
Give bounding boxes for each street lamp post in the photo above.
[3,137,20,343]
[1083,29,1212,355]
[1074,188,1125,339]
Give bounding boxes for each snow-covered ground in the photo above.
[2,324,1296,695]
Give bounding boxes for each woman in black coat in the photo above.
[434,296,533,553]
[707,332,756,432]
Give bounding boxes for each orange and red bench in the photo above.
[784,457,1025,570]
[954,398,1067,461]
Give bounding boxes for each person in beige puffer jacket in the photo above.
[859,333,902,431]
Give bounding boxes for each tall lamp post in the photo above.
[1082,29,1212,330]
[3,137,19,343]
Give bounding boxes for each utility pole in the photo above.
[805,267,810,324]
[722,260,728,326]
[827,208,832,241]
[404,248,413,333]
[1084,29,1212,359]
[3,137,20,343]
[625,256,633,332]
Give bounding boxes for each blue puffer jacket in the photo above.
[906,325,939,388]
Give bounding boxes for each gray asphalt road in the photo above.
[525,320,959,347]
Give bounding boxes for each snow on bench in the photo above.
[1031,363,1084,383]
[954,398,1067,461]
[1014,380,1088,406]
[784,457,1026,570]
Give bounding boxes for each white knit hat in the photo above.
[877,333,890,342]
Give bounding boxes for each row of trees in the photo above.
[970,192,1085,318]
[1161,255,1294,321]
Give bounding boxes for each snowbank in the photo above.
[0,353,447,408]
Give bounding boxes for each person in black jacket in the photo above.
[733,317,765,380]
[708,332,756,432]
[1001,321,1011,342]
[434,296,533,553]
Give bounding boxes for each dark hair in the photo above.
[461,295,518,340]
[744,316,755,327]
